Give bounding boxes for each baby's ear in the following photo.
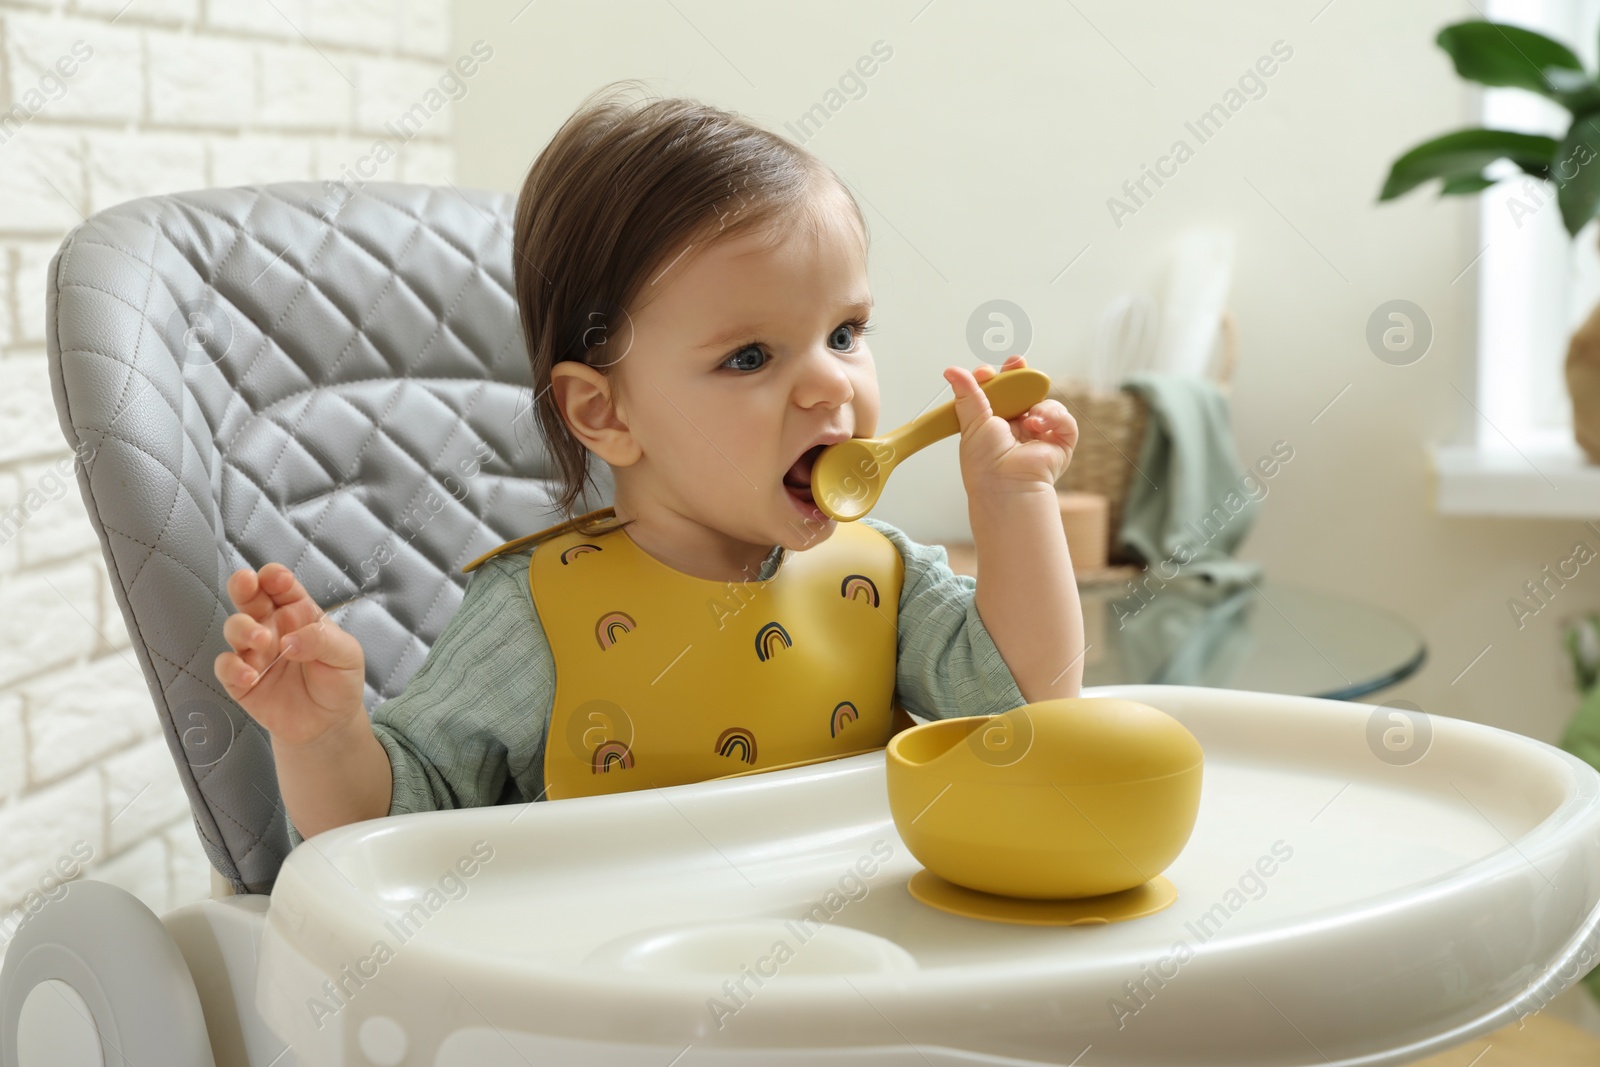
[549,363,641,466]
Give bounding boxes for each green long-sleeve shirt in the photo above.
[286,517,1026,846]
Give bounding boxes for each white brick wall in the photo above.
[11,456,97,567]
[146,29,256,126]
[257,41,356,129]
[0,0,455,966]
[0,695,25,803]
[86,131,209,208]
[0,128,87,232]
[13,243,53,345]
[4,14,142,124]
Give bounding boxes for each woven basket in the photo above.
[1052,309,1239,565]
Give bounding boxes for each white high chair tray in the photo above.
[257,684,1600,1067]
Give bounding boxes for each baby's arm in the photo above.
[272,711,393,840]
[861,517,1028,720]
[214,564,393,840]
[281,551,555,846]
[971,488,1085,701]
[945,356,1085,701]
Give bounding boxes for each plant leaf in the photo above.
[1513,156,1555,182]
[1439,173,1497,195]
[1437,20,1584,97]
[1557,113,1600,235]
[1545,67,1600,115]
[1379,127,1558,200]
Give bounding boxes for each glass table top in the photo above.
[1077,576,1426,700]
[934,543,1425,700]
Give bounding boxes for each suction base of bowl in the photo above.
[906,869,1178,926]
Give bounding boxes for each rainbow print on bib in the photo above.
[561,543,602,565]
[595,611,635,650]
[841,574,880,606]
[754,621,791,661]
[716,726,758,764]
[830,701,860,737]
[593,740,633,773]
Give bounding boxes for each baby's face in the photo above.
[612,194,879,556]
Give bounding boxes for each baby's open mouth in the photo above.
[783,444,824,506]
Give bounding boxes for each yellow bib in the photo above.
[462,508,905,800]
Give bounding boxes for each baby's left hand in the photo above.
[944,354,1078,497]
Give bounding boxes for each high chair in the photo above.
[3,181,1600,1067]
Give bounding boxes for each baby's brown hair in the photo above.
[511,79,868,534]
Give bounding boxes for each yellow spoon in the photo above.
[812,367,1051,522]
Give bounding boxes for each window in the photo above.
[1476,0,1600,452]
[1433,0,1600,516]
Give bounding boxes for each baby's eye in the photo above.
[831,318,875,352]
[722,345,769,373]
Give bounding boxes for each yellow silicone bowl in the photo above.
[885,698,1204,900]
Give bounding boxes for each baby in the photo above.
[213,83,1084,845]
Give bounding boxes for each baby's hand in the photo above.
[213,563,367,750]
[944,354,1078,497]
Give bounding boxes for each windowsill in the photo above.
[1431,434,1600,517]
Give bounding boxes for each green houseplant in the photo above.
[1379,20,1600,463]
[1379,20,1600,233]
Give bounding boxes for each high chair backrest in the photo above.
[44,182,610,895]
